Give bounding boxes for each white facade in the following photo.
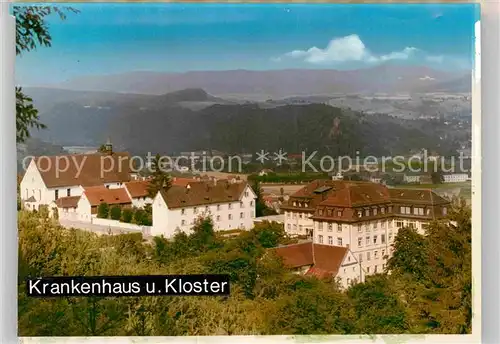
[284,210,314,236]
[312,217,429,277]
[336,250,364,289]
[20,160,84,210]
[76,193,93,222]
[152,185,257,238]
[130,196,153,209]
[443,173,469,183]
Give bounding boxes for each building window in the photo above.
[181,209,185,215]
[240,201,244,208]
[374,250,379,259]
[228,204,232,210]
[250,200,254,206]
[365,224,370,232]
[426,208,431,215]
[373,208,378,216]
[318,222,323,231]
[66,188,71,197]
[181,220,186,226]
[299,213,303,219]
[357,210,363,217]
[367,252,371,261]
[365,209,369,216]
[396,221,404,228]
[373,222,378,230]
[373,235,378,244]
[337,210,342,217]
[388,206,393,212]
[358,237,362,247]
[299,225,303,232]
[366,236,370,245]
[389,232,393,241]
[217,215,221,222]
[347,278,351,285]
[337,237,343,246]
[287,224,291,230]
[382,249,386,258]
[245,191,249,197]
[367,267,370,273]
[217,204,221,211]
[194,207,198,214]
[318,235,323,244]
[229,214,233,220]
[381,207,385,214]
[327,209,332,216]
[293,224,297,231]
[328,236,333,245]
[374,265,378,273]
[328,223,333,231]
[442,207,448,216]
[381,234,386,244]
[319,209,323,216]
[293,202,297,206]
[240,212,244,219]
[414,207,424,215]
[357,224,362,232]
[381,221,386,229]
[337,224,342,232]
[55,190,59,200]
[359,253,363,262]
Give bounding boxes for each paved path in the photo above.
[59,219,142,236]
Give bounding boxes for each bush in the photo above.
[110,206,122,221]
[133,209,147,225]
[121,208,133,223]
[97,202,109,218]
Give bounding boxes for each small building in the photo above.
[271,241,364,289]
[151,180,257,238]
[76,186,132,222]
[253,214,285,225]
[124,180,153,208]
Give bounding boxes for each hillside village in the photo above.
[20,141,456,290]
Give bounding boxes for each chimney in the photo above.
[104,138,113,155]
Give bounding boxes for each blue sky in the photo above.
[15,3,479,85]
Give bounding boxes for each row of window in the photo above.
[292,201,310,208]
[317,222,343,232]
[54,188,71,200]
[364,264,386,274]
[358,249,392,263]
[287,212,313,220]
[355,206,393,218]
[181,201,254,215]
[357,233,391,247]
[317,235,343,246]
[356,221,392,232]
[181,211,254,226]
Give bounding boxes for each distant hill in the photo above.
[420,75,472,93]
[44,65,470,98]
[24,87,460,157]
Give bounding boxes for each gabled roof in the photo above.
[271,241,348,277]
[55,196,80,208]
[124,180,150,198]
[83,186,132,206]
[158,180,250,209]
[31,152,131,188]
[389,188,449,205]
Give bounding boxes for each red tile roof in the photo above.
[83,186,132,206]
[271,242,348,278]
[55,196,80,208]
[159,180,249,209]
[124,180,150,198]
[32,152,131,188]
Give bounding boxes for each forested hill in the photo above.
[31,98,458,157]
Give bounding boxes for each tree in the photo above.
[251,180,277,217]
[14,6,78,143]
[121,208,133,223]
[97,202,109,218]
[431,171,444,184]
[147,154,172,198]
[110,206,122,221]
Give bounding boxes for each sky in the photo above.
[15,3,479,85]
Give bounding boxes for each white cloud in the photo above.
[274,35,418,65]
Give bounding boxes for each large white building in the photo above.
[151,180,257,238]
[281,180,450,279]
[20,147,131,212]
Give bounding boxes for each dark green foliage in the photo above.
[109,206,121,221]
[251,180,277,217]
[133,208,147,225]
[18,199,471,336]
[431,171,444,184]
[146,154,172,198]
[121,208,133,223]
[14,6,78,143]
[97,202,109,218]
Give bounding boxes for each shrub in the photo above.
[121,208,133,223]
[133,209,147,225]
[110,206,122,221]
[97,202,109,218]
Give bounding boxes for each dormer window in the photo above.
[365,209,369,217]
[304,203,308,208]
[442,207,447,216]
[327,209,332,216]
[373,208,378,216]
[381,207,385,214]
[319,209,324,216]
[337,210,342,217]
[293,201,297,207]
[357,210,362,217]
